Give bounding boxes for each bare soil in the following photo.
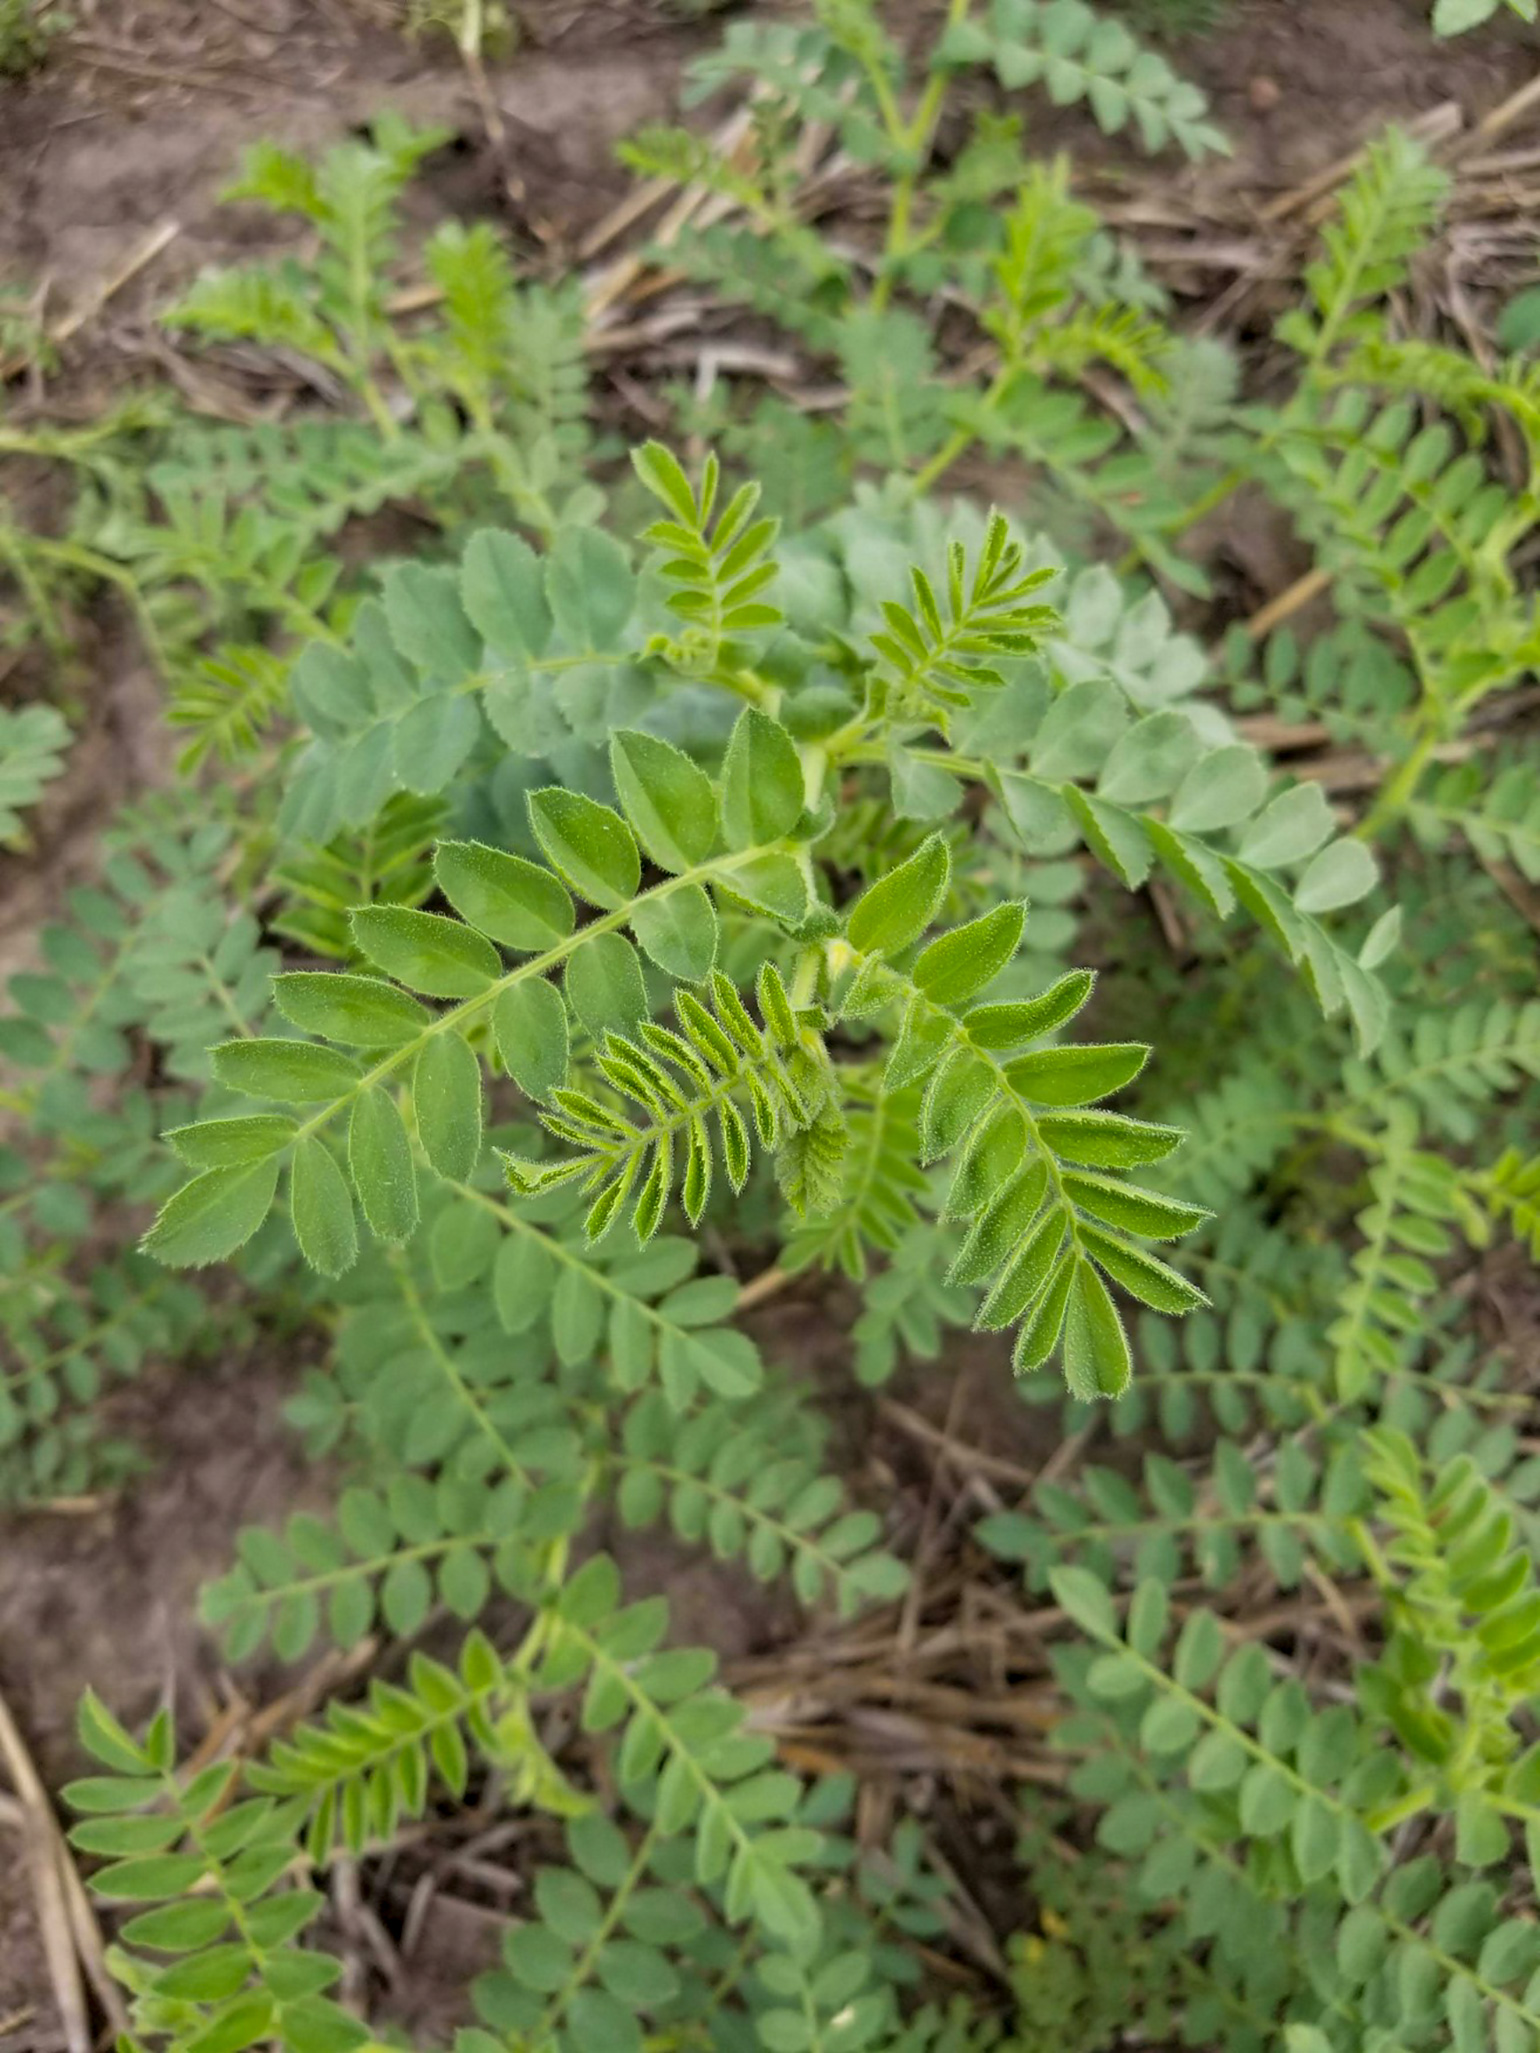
[2,0,1538,2041]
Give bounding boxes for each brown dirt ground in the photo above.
[2,0,1539,2042]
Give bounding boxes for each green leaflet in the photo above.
[273,972,430,1049]
[434,841,575,951]
[290,1138,358,1278]
[1295,839,1380,915]
[966,973,1095,1049]
[1005,1043,1150,1108]
[720,708,804,848]
[1238,784,1337,870]
[717,851,808,924]
[165,1115,298,1168]
[566,933,648,1041]
[351,907,502,998]
[1098,710,1203,806]
[211,1038,361,1104]
[349,1086,418,1244]
[610,730,719,872]
[1062,1258,1132,1401]
[1034,1110,1184,1168]
[1079,1227,1207,1316]
[529,790,642,910]
[414,1033,483,1182]
[140,1160,280,1268]
[912,902,1026,1006]
[1168,744,1269,833]
[547,527,636,652]
[461,528,550,658]
[630,887,718,983]
[494,979,570,1101]
[846,833,951,957]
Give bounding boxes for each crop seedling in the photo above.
[0,1,1536,2049]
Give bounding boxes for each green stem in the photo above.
[24,534,176,671]
[156,1762,282,2017]
[535,1826,659,2041]
[0,521,70,655]
[221,1530,495,1620]
[1360,723,1440,839]
[907,421,975,498]
[870,0,974,314]
[393,1257,532,1485]
[553,1616,767,1877]
[1113,1637,1380,1835]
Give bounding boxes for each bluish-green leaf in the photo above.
[1237,784,1335,869]
[1168,744,1268,833]
[1294,839,1379,914]
[382,562,482,679]
[461,529,552,658]
[546,528,635,651]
